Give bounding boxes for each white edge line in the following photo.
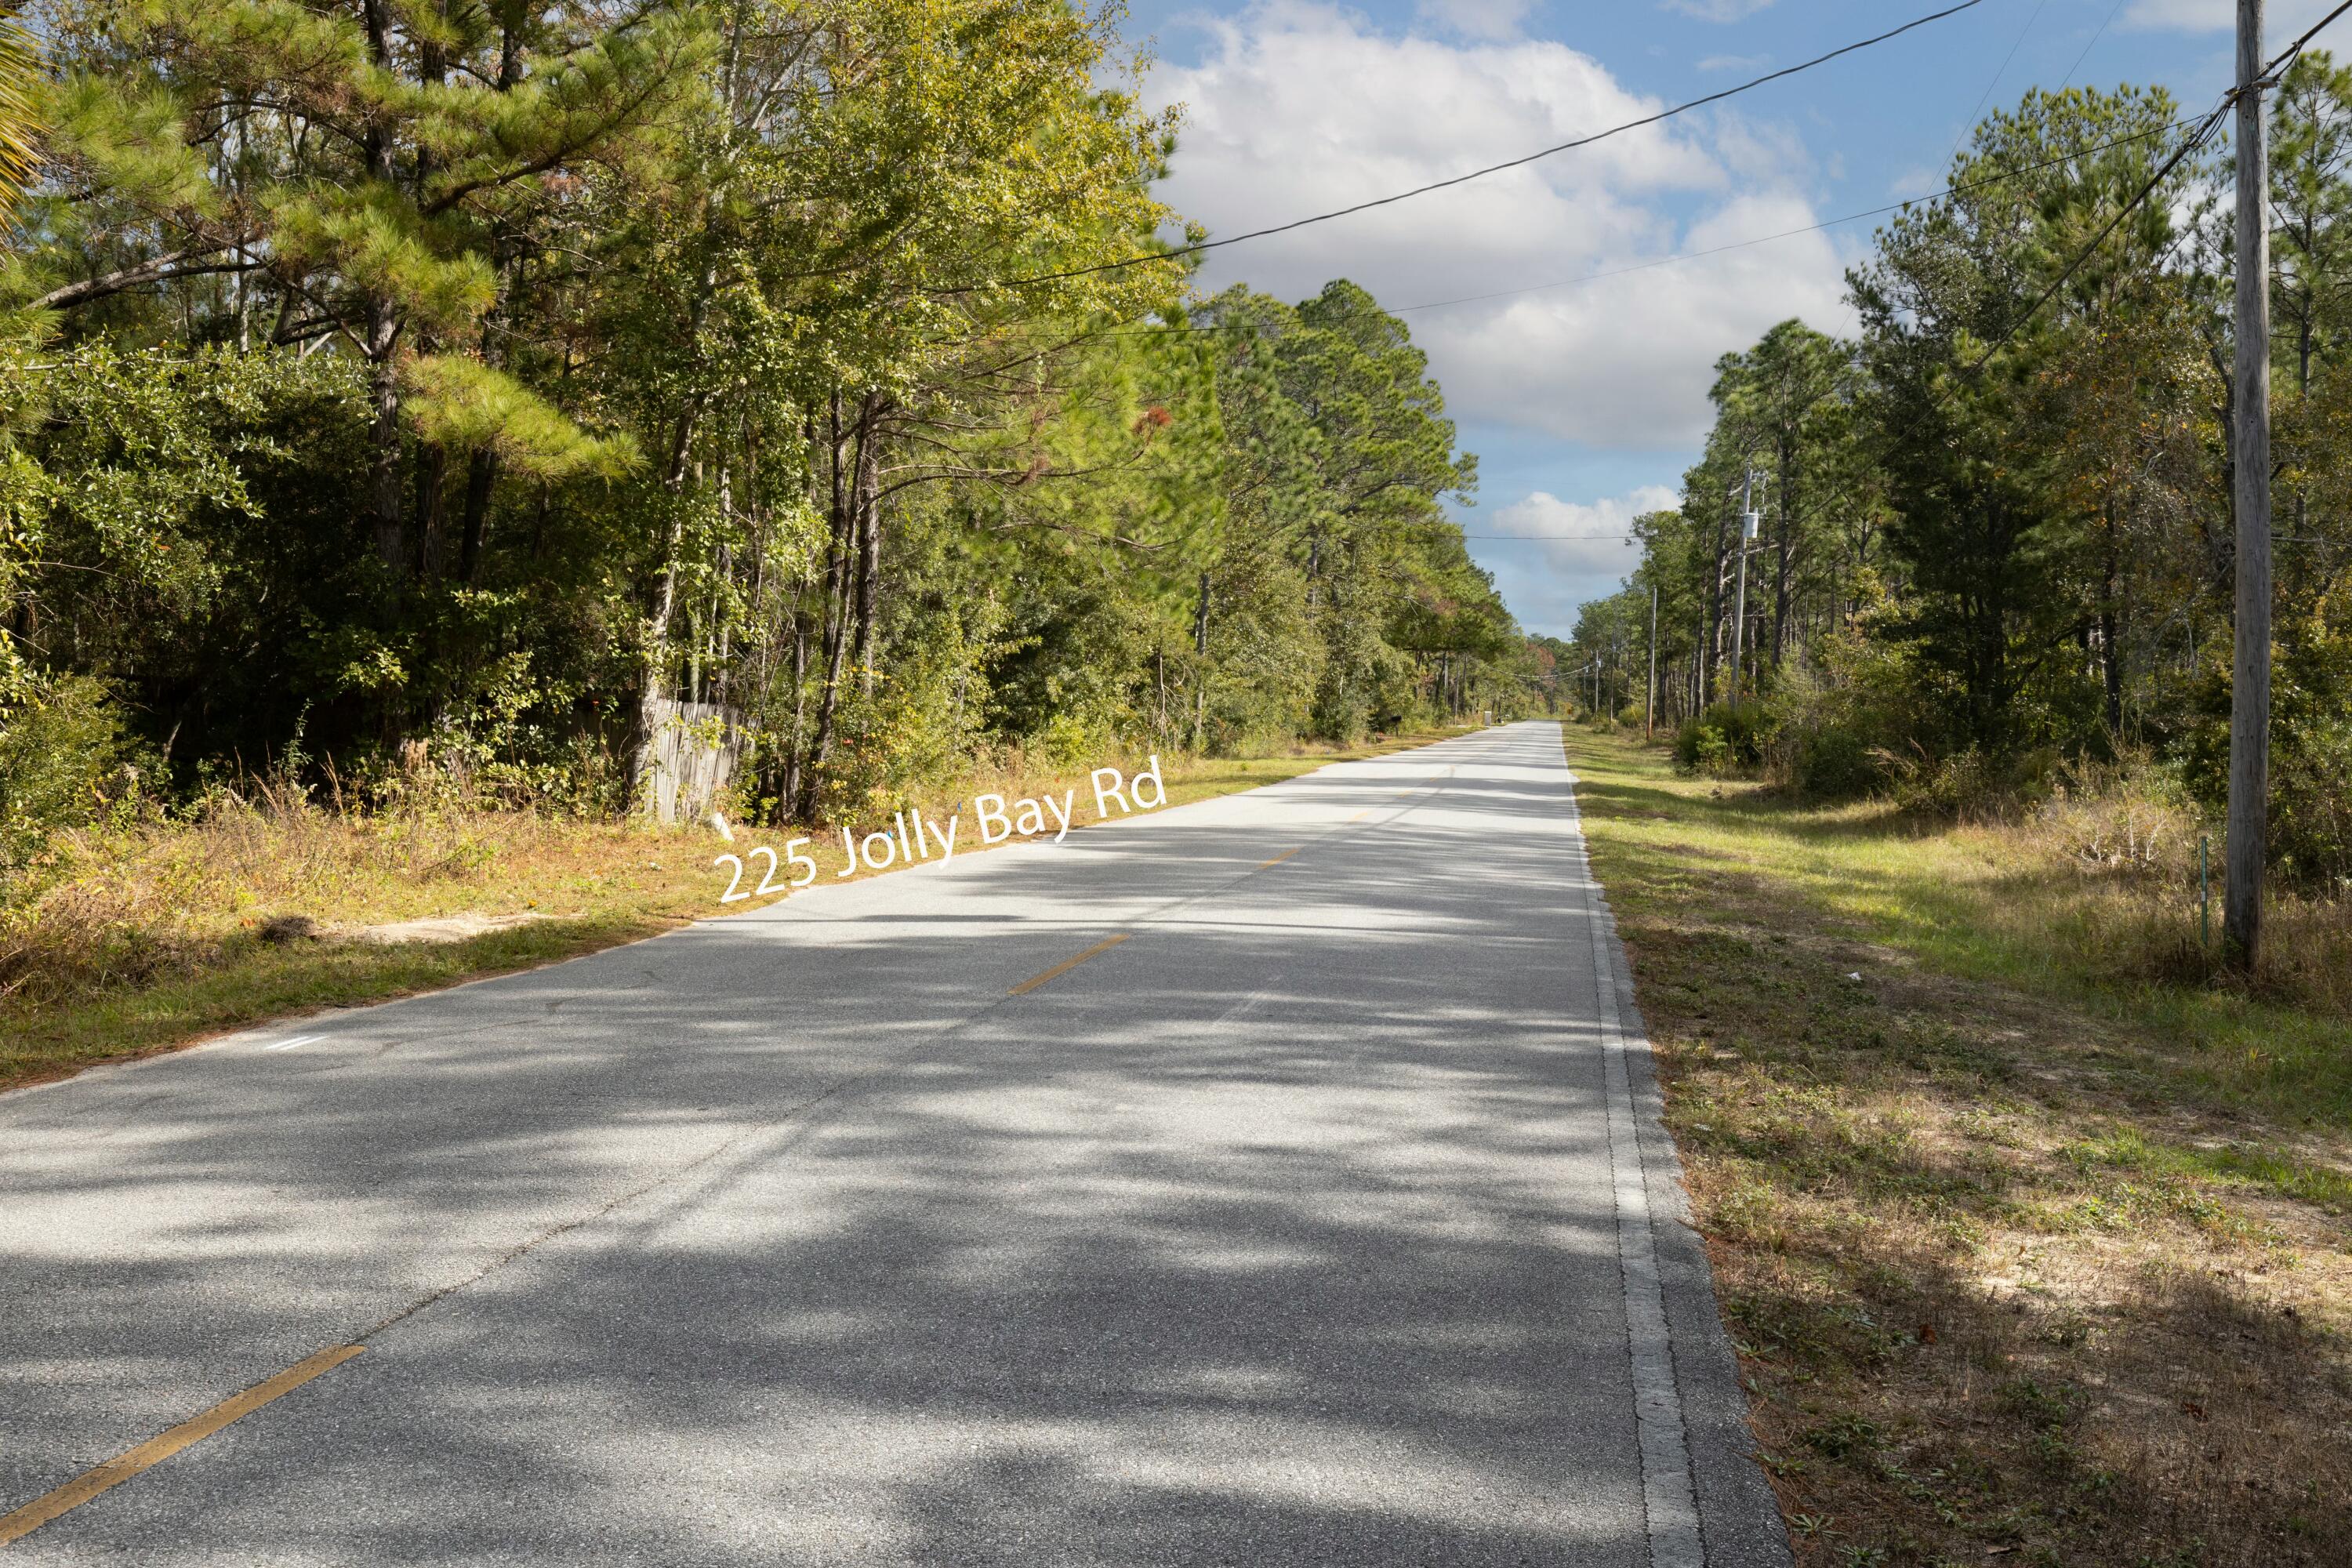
[1572,764,1705,1568]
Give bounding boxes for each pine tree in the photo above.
[13,0,699,575]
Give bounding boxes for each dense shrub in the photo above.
[1795,722,1885,800]
[1761,633,1932,801]
[0,675,140,892]
[1673,702,1769,777]
[2184,590,2352,891]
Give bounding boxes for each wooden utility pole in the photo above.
[1729,467,1760,705]
[2227,0,2273,964]
[1646,583,1659,739]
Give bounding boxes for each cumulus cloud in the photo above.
[1472,487,1679,634]
[1150,2,1855,449]
[1487,486,1679,575]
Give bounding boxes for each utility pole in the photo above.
[1646,583,1659,739]
[1696,601,1708,709]
[2227,0,2273,965]
[1729,466,1761,706]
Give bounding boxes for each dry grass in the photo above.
[1566,728,2352,1568]
[2,789,678,1004]
[0,728,1468,1092]
[1987,767,2352,1019]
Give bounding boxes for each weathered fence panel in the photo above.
[637,698,743,825]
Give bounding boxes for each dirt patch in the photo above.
[329,912,547,946]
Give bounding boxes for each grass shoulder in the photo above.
[1566,725,2352,1568]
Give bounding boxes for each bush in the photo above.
[1888,746,2060,819]
[0,676,141,894]
[1673,702,1768,777]
[1794,722,1884,800]
[2027,757,2203,881]
[1762,632,1931,801]
[2183,590,2352,891]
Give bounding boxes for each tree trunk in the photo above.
[458,450,497,585]
[854,401,880,696]
[368,339,404,570]
[360,0,404,574]
[414,443,450,581]
[1704,497,1730,702]
[797,399,874,821]
[1190,569,1211,751]
[2100,513,2124,739]
[627,401,706,812]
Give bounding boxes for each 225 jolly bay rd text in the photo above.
[713,757,1170,902]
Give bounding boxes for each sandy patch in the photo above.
[329,912,546,946]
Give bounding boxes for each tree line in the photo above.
[0,0,1548,869]
[1575,73,2352,890]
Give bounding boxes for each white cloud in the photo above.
[1152,2,1855,449]
[1489,486,1679,575]
[1696,53,1768,73]
[1387,189,1852,447]
[1887,163,1940,198]
[1474,486,1679,633]
[1661,0,1775,21]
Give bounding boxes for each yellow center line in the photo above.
[0,1345,365,1548]
[1258,847,1302,869]
[1348,810,1371,822]
[1008,933,1131,996]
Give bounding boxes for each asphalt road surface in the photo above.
[0,721,1789,1566]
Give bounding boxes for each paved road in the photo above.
[0,722,1787,1566]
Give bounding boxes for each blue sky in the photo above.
[1112,0,2301,634]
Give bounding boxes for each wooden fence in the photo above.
[637,697,744,825]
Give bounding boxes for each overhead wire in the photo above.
[1957,0,2352,374]
[2055,0,2129,93]
[1127,2,2352,346]
[1388,114,2199,316]
[1468,7,2352,555]
[1100,113,2203,336]
[981,0,1989,292]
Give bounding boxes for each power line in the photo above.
[1962,0,2352,372]
[1962,99,2233,371]
[1106,113,2201,336]
[991,0,1990,292]
[1117,0,2352,342]
[2276,0,2352,67]
[1388,114,2198,315]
